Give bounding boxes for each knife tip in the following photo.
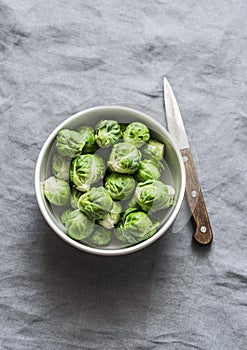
[163,76,169,86]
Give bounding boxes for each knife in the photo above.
[163,78,213,245]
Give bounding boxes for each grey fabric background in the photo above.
[0,0,246,349]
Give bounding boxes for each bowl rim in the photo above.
[35,105,186,256]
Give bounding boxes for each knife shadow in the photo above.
[174,198,213,257]
[190,236,212,257]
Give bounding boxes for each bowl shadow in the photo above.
[36,225,167,325]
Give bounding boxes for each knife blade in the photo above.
[163,77,213,245]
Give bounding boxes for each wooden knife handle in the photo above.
[181,148,213,245]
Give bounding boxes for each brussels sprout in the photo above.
[77,126,98,153]
[135,159,164,182]
[98,201,122,229]
[114,208,160,244]
[43,176,70,206]
[70,186,83,209]
[87,226,112,246]
[70,154,105,192]
[63,209,94,240]
[56,129,85,158]
[108,142,141,174]
[78,187,113,220]
[141,139,165,160]
[134,180,175,213]
[52,154,71,180]
[104,173,135,201]
[127,195,139,209]
[123,122,150,148]
[61,209,72,225]
[95,120,122,148]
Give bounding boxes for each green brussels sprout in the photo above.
[70,154,105,192]
[98,201,122,229]
[77,126,98,153]
[95,120,122,148]
[63,209,94,240]
[61,209,72,225]
[123,122,150,148]
[87,226,112,246]
[141,139,165,160]
[114,208,160,244]
[43,176,70,206]
[127,195,140,209]
[78,187,114,220]
[134,180,175,213]
[52,154,71,180]
[108,142,141,174]
[56,129,85,158]
[104,173,135,201]
[70,186,83,209]
[135,159,164,182]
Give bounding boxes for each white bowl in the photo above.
[35,105,185,256]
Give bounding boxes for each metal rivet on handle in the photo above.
[200,226,207,233]
[191,190,198,198]
[183,156,188,163]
